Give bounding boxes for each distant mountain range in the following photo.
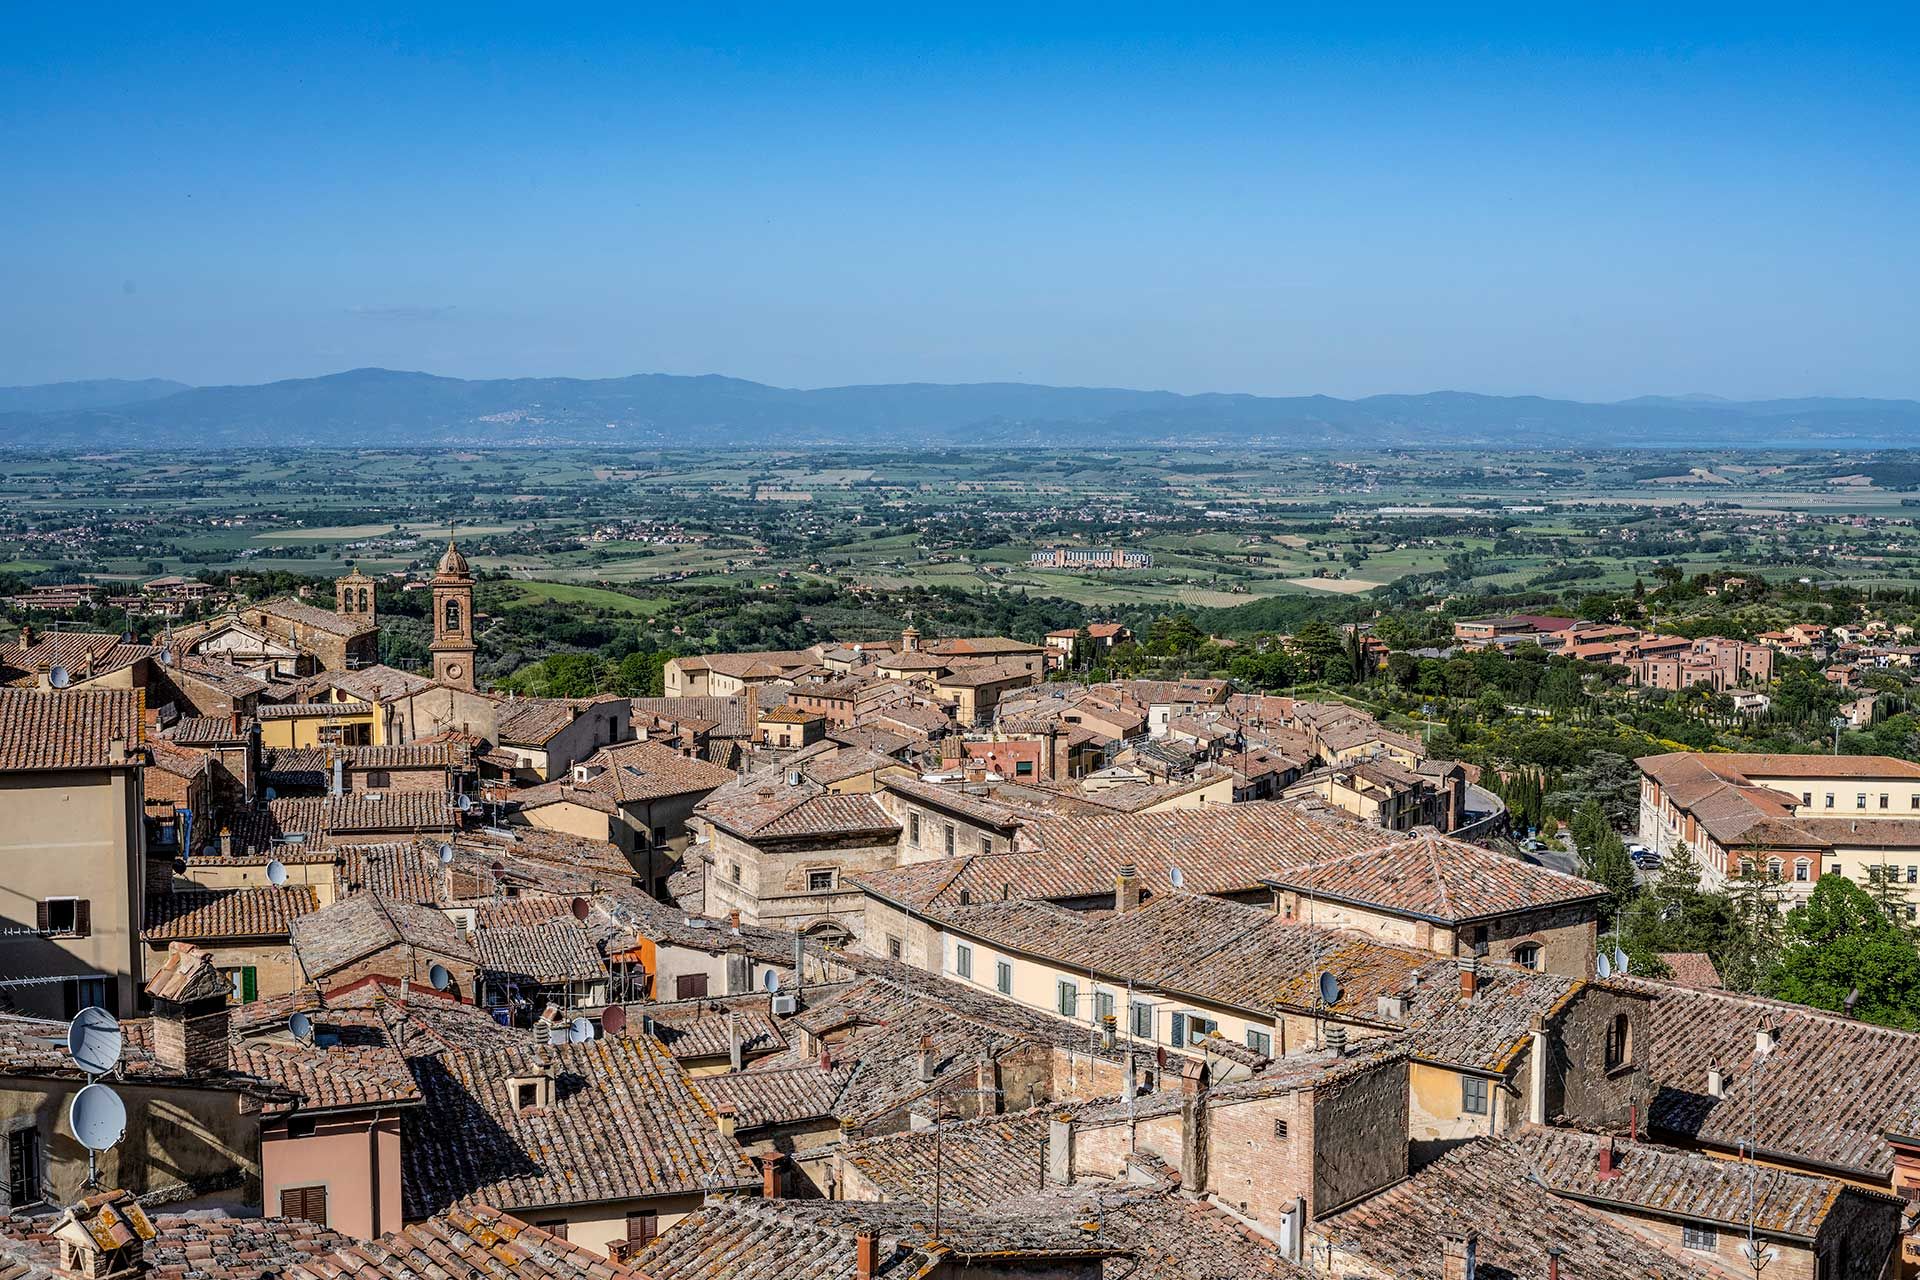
[2,368,1917,449]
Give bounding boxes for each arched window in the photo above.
[1793,858,1811,883]
[444,598,462,634]
[359,587,370,612]
[1605,1013,1633,1070]
[1511,943,1542,971]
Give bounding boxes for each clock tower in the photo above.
[430,539,477,691]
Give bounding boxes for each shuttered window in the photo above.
[280,1185,327,1225]
[675,973,708,1000]
[626,1212,658,1246]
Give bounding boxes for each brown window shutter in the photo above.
[280,1186,327,1225]
[35,902,49,933]
[73,901,90,939]
[627,1212,658,1245]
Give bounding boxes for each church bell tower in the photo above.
[430,539,477,691]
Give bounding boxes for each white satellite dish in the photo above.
[1595,953,1614,979]
[66,1008,123,1076]
[265,859,288,886]
[47,665,71,689]
[437,842,455,865]
[289,1011,313,1042]
[762,970,781,994]
[1611,947,1629,975]
[455,793,474,812]
[68,1082,126,1152]
[427,963,452,991]
[1317,971,1342,1006]
[569,1016,595,1043]
[1168,865,1185,889]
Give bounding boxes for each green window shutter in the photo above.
[241,968,258,1002]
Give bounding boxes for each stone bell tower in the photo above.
[430,539,477,691]
[335,563,376,625]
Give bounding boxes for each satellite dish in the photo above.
[265,859,288,887]
[455,793,474,812]
[1168,865,1185,889]
[1611,947,1629,975]
[68,1083,126,1152]
[1595,953,1614,979]
[48,665,71,689]
[762,970,781,994]
[264,787,278,802]
[570,896,589,921]
[1317,971,1342,1006]
[289,1011,313,1042]
[427,963,452,991]
[601,1005,627,1035]
[569,1017,595,1043]
[438,843,455,865]
[66,1008,123,1076]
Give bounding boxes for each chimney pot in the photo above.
[1706,1065,1725,1098]
[855,1233,878,1280]
[916,1034,936,1083]
[1324,1025,1348,1057]
[1547,1245,1562,1280]
[757,1152,782,1199]
[1597,1138,1618,1180]
[1458,955,1479,1001]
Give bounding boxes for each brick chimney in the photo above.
[714,1104,737,1138]
[975,1057,1000,1114]
[1114,863,1141,914]
[915,1034,936,1084]
[1179,1059,1210,1193]
[1596,1137,1619,1181]
[1324,1025,1348,1057]
[605,1239,637,1265]
[52,1190,155,1280]
[855,1233,879,1280]
[1458,955,1479,1002]
[1442,1234,1477,1280]
[757,1152,783,1199]
[145,943,230,1075]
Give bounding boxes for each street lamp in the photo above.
[1829,715,1848,755]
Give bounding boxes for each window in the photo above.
[1682,1224,1717,1252]
[955,944,973,980]
[944,824,956,856]
[1461,1076,1489,1115]
[625,1213,658,1247]
[1908,866,1918,884]
[1802,792,1812,806]
[1858,794,1869,810]
[1169,1012,1187,1048]
[996,960,1013,995]
[1246,1028,1273,1055]
[516,1082,540,1111]
[887,936,903,961]
[1130,1001,1153,1039]
[910,814,921,846]
[1912,796,1920,810]
[979,836,992,855]
[1178,1014,1217,1045]
[1605,1013,1634,1071]
[730,862,741,884]
[1272,1118,1289,1139]
[807,870,834,892]
[1766,859,1783,882]
[1016,760,1034,776]
[1510,943,1542,971]
[287,1116,316,1139]
[652,826,668,847]
[280,1186,328,1226]
[1793,859,1811,883]
[36,898,88,938]
[674,973,708,1000]
[1095,991,1115,1023]
[1831,863,1843,877]
[224,967,258,1003]
[1057,980,1078,1017]
[7,1128,40,1208]
[62,979,106,1020]
[444,599,462,633]
[1825,793,1835,808]
[534,1220,569,1241]
[1882,794,1891,810]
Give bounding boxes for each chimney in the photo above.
[975,1057,999,1114]
[819,1043,835,1073]
[1324,1025,1348,1057]
[330,753,344,797]
[728,1010,744,1072]
[1547,1246,1562,1280]
[1442,1234,1477,1280]
[757,1152,783,1199]
[229,710,242,737]
[218,829,233,857]
[1706,1065,1725,1099]
[915,1034,936,1084]
[1179,1059,1211,1193]
[17,623,31,648]
[855,1234,878,1280]
[145,944,230,1075]
[1046,1114,1075,1186]
[605,1240,637,1265]
[1458,955,1479,1002]
[746,685,760,741]
[1114,862,1141,914]
[715,1104,737,1138]
[52,1190,155,1280]
[1596,1137,1619,1181]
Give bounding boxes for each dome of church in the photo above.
[436,539,471,577]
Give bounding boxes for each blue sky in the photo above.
[2,6,1916,399]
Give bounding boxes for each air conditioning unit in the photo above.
[770,994,798,1016]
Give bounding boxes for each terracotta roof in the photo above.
[258,703,376,720]
[925,637,1046,656]
[401,1034,754,1217]
[145,942,232,1003]
[0,688,143,771]
[163,715,252,746]
[473,922,606,985]
[147,1213,351,1280]
[290,1205,630,1280]
[512,739,735,814]
[229,1005,422,1114]
[312,665,435,703]
[1319,1136,1711,1280]
[290,893,475,980]
[5,631,162,683]
[696,771,900,842]
[1626,976,1920,1178]
[239,793,459,843]
[145,887,320,941]
[641,1001,789,1061]
[1656,953,1723,989]
[253,598,378,640]
[1268,832,1606,924]
[1513,1127,1885,1241]
[631,692,791,739]
[494,699,590,747]
[843,1108,1050,1210]
[932,660,1038,689]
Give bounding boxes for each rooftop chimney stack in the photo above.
[728,1010,744,1072]
[1458,955,1479,1002]
[855,1233,879,1280]
[1596,1138,1619,1181]
[145,944,231,1076]
[1547,1246,1562,1280]
[1706,1065,1725,1099]
[1114,863,1141,914]
[916,1034,936,1083]
[715,1104,737,1138]
[1325,1025,1348,1057]
[757,1152,783,1199]
[1442,1234,1477,1280]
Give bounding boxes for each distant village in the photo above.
[4,549,1920,1280]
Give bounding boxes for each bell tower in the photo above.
[430,539,477,691]
[335,563,376,624]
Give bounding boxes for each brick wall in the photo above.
[1547,986,1654,1132]
[1311,1058,1408,1215]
